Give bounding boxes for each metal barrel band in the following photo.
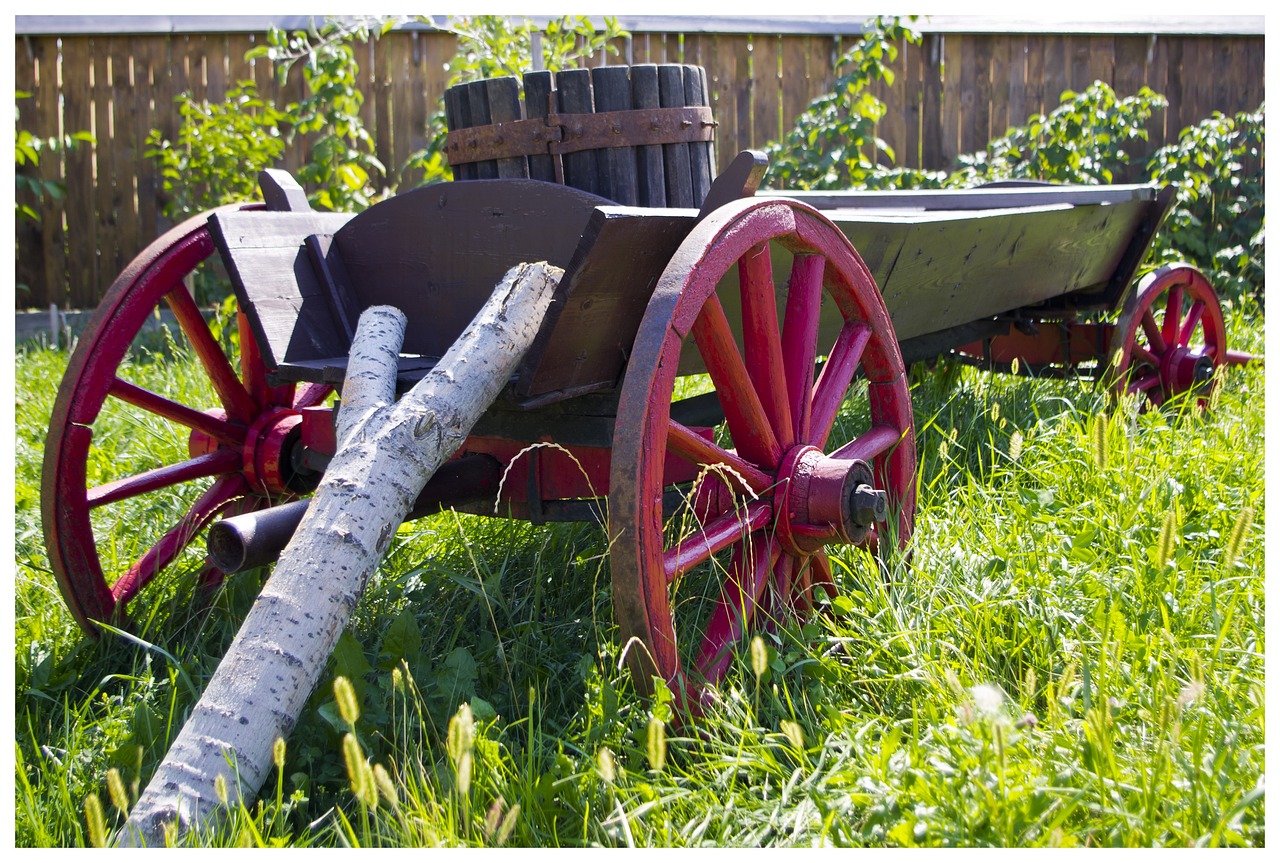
[445,106,716,167]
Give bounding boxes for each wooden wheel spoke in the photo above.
[692,534,778,683]
[809,321,871,449]
[664,500,772,583]
[1131,344,1161,370]
[1162,284,1185,347]
[110,474,249,605]
[810,552,837,599]
[109,378,245,446]
[1140,309,1166,355]
[294,382,332,409]
[738,242,795,448]
[667,419,773,494]
[1179,300,1207,347]
[87,449,241,510]
[164,286,259,423]
[831,423,903,463]
[781,254,825,442]
[691,294,782,468]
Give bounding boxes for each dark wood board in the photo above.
[515,206,697,400]
[209,211,356,371]
[331,179,610,360]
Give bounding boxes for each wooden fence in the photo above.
[14,25,1265,310]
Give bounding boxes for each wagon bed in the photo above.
[214,174,1170,405]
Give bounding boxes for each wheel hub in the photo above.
[1162,345,1216,396]
[773,445,887,555]
[188,407,309,496]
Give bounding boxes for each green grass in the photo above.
[13,304,1265,847]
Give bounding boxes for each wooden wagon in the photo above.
[42,64,1250,706]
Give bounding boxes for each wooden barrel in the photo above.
[444,64,717,208]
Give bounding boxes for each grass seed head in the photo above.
[1224,505,1255,570]
[750,635,768,679]
[334,675,360,727]
[273,736,287,771]
[84,793,107,848]
[647,715,667,773]
[106,767,129,813]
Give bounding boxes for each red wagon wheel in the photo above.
[609,198,916,707]
[41,205,331,635]
[1111,264,1227,409]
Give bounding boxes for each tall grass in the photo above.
[13,305,1264,847]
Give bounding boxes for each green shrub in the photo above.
[145,82,286,220]
[1145,105,1265,307]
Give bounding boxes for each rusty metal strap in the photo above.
[445,106,716,167]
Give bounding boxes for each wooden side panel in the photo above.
[517,208,697,399]
[862,201,1152,341]
[210,211,356,369]
[332,180,610,359]
[62,37,96,308]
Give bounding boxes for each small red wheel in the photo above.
[609,198,916,707]
[1111,264,1227,409]
[41,205,331,634]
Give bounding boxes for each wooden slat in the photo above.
[486,76,528,180]
[107,37,139,277]
[591,65,637,203]
[779,34,814,134]
[1043,35,1068,109]
[557,68,599,196]
[15,38,48,307]
[899,37,924,169]
[657,64,693,207]
[989,35,1009,138]
[61,37,96,307]
[941,34,962,164]
[630,64,666,207]
[464,80,497,180]
[1024,34,1045,119]
[1005,36,1027,131]
[686,64,716,197]
[522,71,556,183]
[751,34,781,155]
[921,34,943,168]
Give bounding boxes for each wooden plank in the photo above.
[1005,36,1027,131]
[686,64,716,197]
[957,36,979,156]
[210,209,359,369]
[751,33,781,154]
[1090,35,1115,89]
[61,37,97,307]
[921,34,943,169]
[1113,35,1152,172]
[518,206,696,399]
[989,35,1009,138]
[107,36,140,278]
[486,76,528,180]
[91,47,118,286]
[852,200,1153,342]
[15,37,48,307]
[557,68,599,196]
[941,34,962,165]
[370,35,394,188]
[779,34,813,136]
[331,180,609,360]
[1242,38,1264,114]
[657,64,693,207]
[1024,34,1045,120]
[899,37,924,169]
[1164,37,1185,140]
[523,71,556,184]
[1043,35,1068,109]
[971,35,993,149]
[464,80,498,180]
[630,64,666,207]
[591,65,637,203]
[135,35,169,241]
[1147,33,1171,144]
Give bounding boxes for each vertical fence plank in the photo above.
[1043,35,1068,109]
[779,34,813,138]
[60,37,97,307]
[921,33,944,169]
[989,35,1010,138]
[971,35,993,149]
[751,33,781,154]
[1023,34,1045,119]
[898,37,924,169]
[1006,36,1027,131]
[389,32,419,188]
[941,33,962,165]
[15,37,47,307]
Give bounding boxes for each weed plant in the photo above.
[13,304,1263,847]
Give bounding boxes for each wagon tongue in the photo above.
[773,447,888,554]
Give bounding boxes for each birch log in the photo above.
[117,262,563,847]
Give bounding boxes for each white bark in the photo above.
[117,262,563,847]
